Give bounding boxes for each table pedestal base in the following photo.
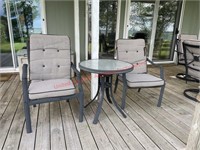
[85,74,128,124]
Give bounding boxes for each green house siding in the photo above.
[181,0,200,35]
[46,1,75,52]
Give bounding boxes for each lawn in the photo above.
[0,42,26,53]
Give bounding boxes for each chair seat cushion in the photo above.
[124,74,164,88]
[29,78,76,99]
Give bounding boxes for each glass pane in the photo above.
[128,1,154,56]
[99,0,117,58]
[9,0,42,66]
[153,0,179,60]
[0,0,13,67]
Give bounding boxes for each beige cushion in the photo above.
[125,74,164,88]
[29,78,75,99]
[183,40,200,80]
[116,39,147,74]
[177,34,197,64]
[29,34,71,80]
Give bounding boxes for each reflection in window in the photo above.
[10,0,41,45]
[128,1,154,56]
[153,0,178,60]
[0,0,13,67]
[9,0,42,66]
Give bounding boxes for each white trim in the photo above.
[40,0,47,34]
[5,0,17,69]
[148,61,175,65]
[173,0,186,64]
[0,68,19,73]
[199,0,200,40]
[148,0,160,60]
[115,0,121,40]
[91,0,99,99]
[198,29,200,40]
[74,0,81,71]
[85,0,89,60]
[123,0,130,38]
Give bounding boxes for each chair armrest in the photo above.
[22,64,28,80]
[147,58,164,80]
[71,62,83,92]
[22,64,29,100]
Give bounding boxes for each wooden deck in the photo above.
[0,65,198,150]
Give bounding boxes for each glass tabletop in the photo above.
[79,59,133,74]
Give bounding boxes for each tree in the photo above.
[3,0,39,41]
[154,1,177,56]
[100,1,117,35]
[0,16,8,43]
[129,2,154,38]
[129,0,178,58]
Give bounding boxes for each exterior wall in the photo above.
[46,1,75,52]
[46,0,85,61]
[119,0,126,39]
[181,0,200,36]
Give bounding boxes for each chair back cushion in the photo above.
[116,39,146,74]
[177,34,197,64]
[183,40,200,80]
[29,34,71,80]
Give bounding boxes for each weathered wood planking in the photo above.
[0,75,20,117]
[35,104,50,150]
[0,82,22,149]
[0,65,197,150]
[186,93,200,150]
[50,102,66,150]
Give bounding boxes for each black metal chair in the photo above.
[114,39,165,108]
[182,40,200,101]
[176,34,197,80]
[22,34,84,133]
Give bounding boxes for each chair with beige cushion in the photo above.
[114,39,165,108]
[182,40,200,101]
[176,34,197,80]
[177,34,197,65]
[22,34,84,133]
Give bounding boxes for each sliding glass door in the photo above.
[99,0,118,58]
[0,0,14,68]
[153,0,182,60]
[126,0,182,61]
[0,0,41,71]
[128,1,154,56]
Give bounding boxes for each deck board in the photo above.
[0,65,198,150]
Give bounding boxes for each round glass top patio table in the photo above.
[79,59,133,124]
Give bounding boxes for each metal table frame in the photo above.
[79,59,133,124]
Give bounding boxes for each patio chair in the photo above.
[176,34,197,80]
[22,34,84,133]
[182,40,200,101]
[114,39,165,108]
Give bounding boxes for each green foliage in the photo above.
[0,42,26,53]
[0,23,7,43]
[100,1,117,33]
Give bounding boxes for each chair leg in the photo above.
[121,73,127,110]
[138,88,141,92]
[24,101,32,133]
[157,84,165,107]
[114,75,119,93]
[79,93,84,122]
